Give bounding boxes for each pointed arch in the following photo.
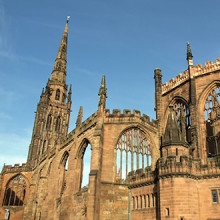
[3,174,29,206]
[198,81,220,157]
[115,126,153,182]
[76,138,92,189]
[59,151,69,193]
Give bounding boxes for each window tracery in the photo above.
[3,175,27,206]
[116,128,152,182]
[204,85,220,156]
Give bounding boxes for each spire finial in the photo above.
[98,75,107,109]
[187,41,193,66]
[67,16,70,23]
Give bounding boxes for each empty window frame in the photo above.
[3,175,27,206]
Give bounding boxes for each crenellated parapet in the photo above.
[162,58,220,94]
[104,109,158,128]
[1,163,31,174]
[157,156,220,179]
[128,167,155,188]
[127,156,220,187]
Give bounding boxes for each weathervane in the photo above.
[67,16,70,22]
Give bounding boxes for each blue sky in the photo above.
[0,0,220,176]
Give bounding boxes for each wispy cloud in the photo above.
[73,65,97,76]
[0,112,12,120]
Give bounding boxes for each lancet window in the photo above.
[3,175,27,206]
[46,114,52,130]
[204,85,220,156]
[116,128,152,182]
[55,116,61,132]
[55,89,60,100]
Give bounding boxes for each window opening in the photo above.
[116,128,152,183]
[212,190,218,203]
[55,89,60,100]
[46,114,52,130]
[55,116,61,132]
[166,208,169,217]
[204,85,220,157]
[81,143,91,189]
[3,175,27,206]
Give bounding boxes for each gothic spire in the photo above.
[50,17,69,83]
[186,41,193,66]
[162,105,182,146]
[98,75,107,109]
[76,106,83,127]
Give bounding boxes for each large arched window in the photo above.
[3,175,27,206]
[171,98,191,143]
[204,85,220,156]
[116,128,152,182]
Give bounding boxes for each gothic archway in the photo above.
[3,174,27,206]
[204,84,220,156]
[115,127,152,183]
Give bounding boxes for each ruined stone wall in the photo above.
[99,182,128,220]
[0,167,32,220]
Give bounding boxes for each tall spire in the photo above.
[98,75,107,109]
[186,41,193,67]
[50,17,70,83]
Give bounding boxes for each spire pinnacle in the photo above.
[76,106,83,127]
[162,105,182,146]
[98,75,107,109]
[50,19,69,83]
[186,41,193,66]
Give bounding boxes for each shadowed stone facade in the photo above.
[0,21,220,220]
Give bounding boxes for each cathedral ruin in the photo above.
[0,19,220,220]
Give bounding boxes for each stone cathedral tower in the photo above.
[27,19,72,168]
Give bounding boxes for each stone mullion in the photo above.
[142,143,144,169]
[120,145,122,179]
[126,138,128,179]
[136,130,139,169]
[131,143,134,171]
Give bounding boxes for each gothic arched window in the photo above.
[42,140,46,154]
[46,114,52,130]
[55,89,60,100]
[204,85,220,156]
[116,128,152,183]
[3,175,27,206]
[171,98,191,143]
[55,116,61,132]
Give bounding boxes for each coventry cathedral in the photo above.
[0,19,220,220]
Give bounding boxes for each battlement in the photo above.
[127,156,220,186]
[128,167,155,187]
[158,156,220,179]
[1,163,30,174]
[104,109,157,127]
[162,58,220,94]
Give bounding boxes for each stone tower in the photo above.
[27,19,72,168]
